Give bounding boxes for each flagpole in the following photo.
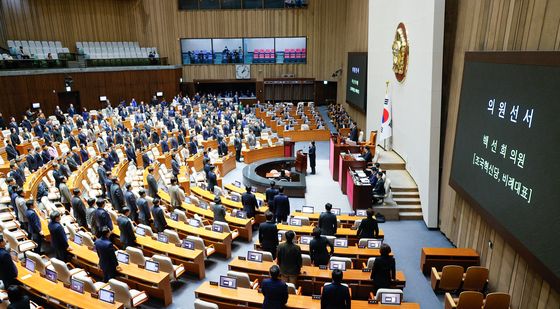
[384,81,389,151]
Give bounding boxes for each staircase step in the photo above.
[392,191,420,198]
[397,205,422,213]
[391,186,418,192]
[393,197,421,205]
[399,213,423,220]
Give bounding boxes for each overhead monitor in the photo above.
[450,52,560,288]
[32,103,40,109]
[99,96,107,101]
[156,91,163,97]
[346,52,368,111]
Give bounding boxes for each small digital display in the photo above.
[299,235,312,245]
[302,206,314,214]
[289,218,302,226]
[182,239,195,250]
[117,252,130,264]
[70,278,85,294]
[74,234,83,245]
[135,227,146,236]
[145,260,159,272]
[380,292,402,305]
[331,208,341,215]
[170,213,179,221]
[367,239,383,249]
[157,233,169,244]
[334,238,348,248]
[356,209,367,217]
[45,268,57,282]
[212,224,224,233]
[236,211,247,219]
[329,260,346,271]
[189,219,201,227]
[99,289,115,304]
[247,251,263,262]
[219,275,237,289]
[234,181,241,187]
[25,258,35,273]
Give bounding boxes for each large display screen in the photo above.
[450,52,560,287]
[346,52,367,111]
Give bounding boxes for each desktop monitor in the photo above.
[99,289,115,304]
[367,239,383,249]
[117,252,130,264]
[231,195,240,202]
[135,227,146,236]
[74,234,83,245]
[257,199,263,207]
[331,208,341,215]
[299,235,313,245]
[45,268,57,282]
[329,260,346,271]
[32,103,40,109]
[70,278,85,294]
[157,233,169,244]
[156,91,163,97]
[99,96,107,101]
[289,217,302,226]
[234,180,241,187]
[182,239,195,250]
[212,224,224,233]
[189,219,201,227]
[302,206,314,214]
[25,258,35,273]
[251,186,257,193]
[170,213,179,221]
[334,238,348,248]
[199,201,208,210]
[277,233,283,242]
[380,292,402,305]
[145,260,160,273]
[236,211,247,219]
[219,275,237,289]
[247,251,263,262]
[356,209,367,217]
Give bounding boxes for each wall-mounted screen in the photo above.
[450,51,560,289]
[181,39,212,64]
[212,39,244,64]
[275,37,307,64]
[346,52,367,111]
[244,38,275,64]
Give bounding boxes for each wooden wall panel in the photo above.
[0,68,181,121]
[440,0,560,306]
[0,0,138,52]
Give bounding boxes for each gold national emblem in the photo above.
[392,22,409,83]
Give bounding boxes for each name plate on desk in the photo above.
[319,265,327,270]
[362,269,371,272]
[312,295,321,300]
[209,281,219,286]
[368,300,378,304]
[238,256,246,260]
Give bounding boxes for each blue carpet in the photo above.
[318,105,338,133]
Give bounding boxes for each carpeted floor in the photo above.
[140,140,453,308]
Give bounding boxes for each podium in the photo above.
[295,150,307,173]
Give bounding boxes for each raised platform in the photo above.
[242,157,306,198]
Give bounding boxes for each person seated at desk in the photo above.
[362,146,373,164]
[357,208,379,239]
[371,243,396,292]
[372,172,385,204]
[275,170,290,182]
[17,46,30,60]
[321,269,351,309]
[5,285,30,309]
[261,265,289,309]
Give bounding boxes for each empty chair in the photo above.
[163,229,182,246]
[374,288,403,302]
[172,209,189,224]
[226,271,259,289]
[431,265,465,292]
[50,258,89,285]
[211,221,239,239]
[194,299,219,309]
[108,279,149,309]
[358,238,380,248]
[252,250,273,262]
[329,256,353,269]
[186,235,215,258]
[136,224,154,237]
[25,251,51,275]
[445,291,484,309]
[151,254,185,281]
[73,274,108,294]
[301,254,311,266]
[4,230,37,254]
[482,292,511,309]
[462,266,489,292]
[286,282,301,295]
[362,257,376,270]
[126,247,146,266]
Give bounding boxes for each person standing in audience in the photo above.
[48,211,71,262]
[85,198,97,230]
[309,141,316,174]
[171,152,180,177]
[14,187,27,231]
[142,150,152,169]
[318,203,338,236]
[6,285,30,309]
[241,185,258,219]
[234,133,242,162]
[349,122,358,142]
[372,172,386,204]
[357,209,379,239]
[265,181,279,221]
[371,243,396,292]
[276,230,302,284]
[92,198,113,237]
[59,176,72,212]
[146,166,159,198]
[212,196,226,223]
[207,165,218,193]
[71,189,88,228]
[95,227,120,282]
[0,236,18,288]
[261,265,289,309]
[9,163,25,188]
[124,183,138,222]
[169,178,185,209]
[117,208,136,249]
[151,198,167,233]
[109,177,125,212]
[259,211,279,259]
[25,200,43,254]
[310,227,333,267]
[321,269,351,309]
[273,187,290,223]
[137,190,151,225]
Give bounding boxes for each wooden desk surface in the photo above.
[242,145,285,164]
[191,186,269,214]
[229,259,406,283]
[195,282,419,309]
[17,263,123,309]
[180,200,252,227]
[166,218,231,242]
[225,184,267,201]
[296,244,385,258]
[422,248,479,257]
[276,224,384,239]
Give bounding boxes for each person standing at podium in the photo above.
[309,141,316,174]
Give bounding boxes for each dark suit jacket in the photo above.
[93,208,114,231]
[160,140,169,153]
[48,221,68,252]
[373,179,386,196]
[26,154,38,172]
[350,126,358,142]
[273,194,290,218]
[71,196,88,227]
[258,221,279,251]
[371,255,396,289]
[6,295,30,309]
[142,153,152,168]
[0,248,18,284]
[125,190,138,214]
[321,283,351,309]
[309,236,333,266]
[318,211,338,236]
[265,188,279,212]
[363,151,372,163]
[110,183,125,211]
[117,215,136,247]
[137,198,151,222]
[261,278,289,309]
[147,174,159,198]
[207,171,217,193]
[357,217,379,238]
[277,242,302,275]
[171,159,180,176]
[151,206,167,232]
[94,237,118,274]
[6,144,19,160]
[241,192,258,218]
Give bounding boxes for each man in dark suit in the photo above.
[0,235,18,288]
[241,185,258,219]
[117,208,136,249]
[151,198,167,233]
[308,141,316,174]
[137,190,151,225]
[188,137,198,155]
[218,138,228,157]
[95,227,120,282]
[97,161,108,195]
[9,163,25,187]
[71,189,88,228]
[261,265,289,309]
[125,144,137,165]
[146,166,159,198]
[124,183,138,222]
[5,140,19,161]
[259,212,279,259]
[372,172,386,204]
[109,178,125,212]
[349,122,358,142]
[142,151,152,169]
[321,269,351,309]
[276,230,302,284]
[25,200,43,254]
[25,148,38,172]
[171,153,180,177]
[273,187,290,223]
[318,203,338,236]
[92,199,113,237]
[265,181,279,220]
[234,133,242,162]
[160,137,170,153]
[362,146,373,164]
[207,165,217,193]
[48,211,71,262]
